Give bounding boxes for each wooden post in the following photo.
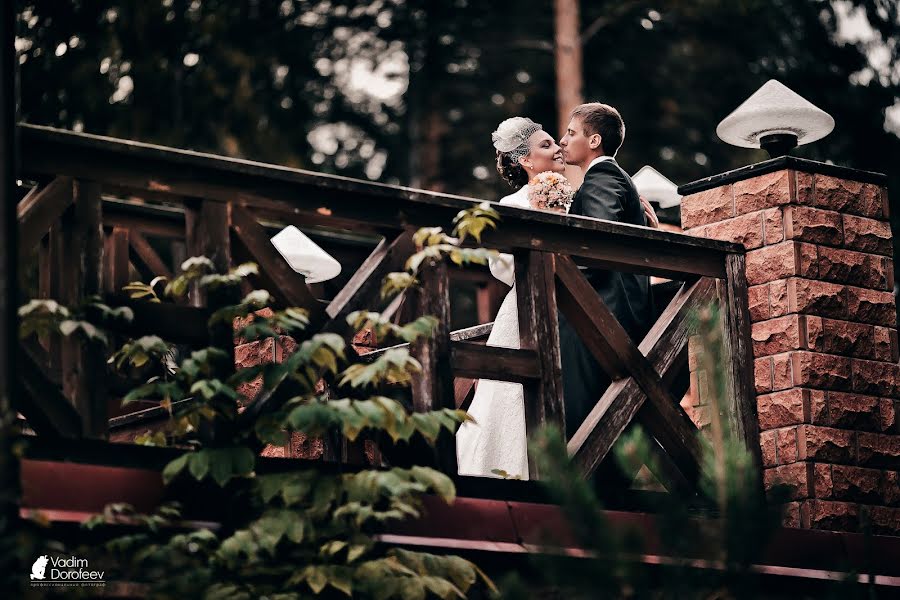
[59,180,107,437]
[410,257,457,473]
[1,1,19,585]
[104,226,131,295]
[185,198,237,444]
[515,250,565,477]
[719,253,763,473]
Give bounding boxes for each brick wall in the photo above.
[233,310,380,461]
[681,168,900,535]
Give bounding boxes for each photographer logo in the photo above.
[29,554,105,588]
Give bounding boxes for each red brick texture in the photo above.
[682,168,898,534]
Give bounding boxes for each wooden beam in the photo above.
[567,277,716,480]
[450,342,540,383]
[555,265,629,381]
[38,225,62,372]
[454,378,476,411]
[555,255,702,481]
[720,253,764,474]
[104,226,130,295]
[515,250,565,477]
[17,176,73,252]
[17,344,83,439]
[128,229,173,280]
[230,204,321,315]
[450,322,493,342]
[325,230,415,323]
[21,336,60,386]
[59,180,107,438]
[95,297,210,346]
[409,258,457,473]
[19,124,739,280]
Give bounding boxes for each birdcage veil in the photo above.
[491,117,542,161]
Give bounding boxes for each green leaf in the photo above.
[410,466,456,504]
[162,453,189,484]
[410,413,441,444]
[305,565,328,594]
[188,450,210,480]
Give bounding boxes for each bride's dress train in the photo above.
[456,187,531,479]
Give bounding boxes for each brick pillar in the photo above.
[680,165,899,535]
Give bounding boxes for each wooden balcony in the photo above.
[17,122,759,497]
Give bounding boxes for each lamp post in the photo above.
[632,165,682,209]
[270,226,342,284]
[716,79,835,157]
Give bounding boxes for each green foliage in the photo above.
[122,275,168,303]
[284,397,469,444]
[23,223,498,597]
[339,348,422,389]
[110,335,170,371]
[452,202,499,243]
[381,203,500,305]
[348,311,438,344]
[19,296,133,346]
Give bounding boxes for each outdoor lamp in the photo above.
[716,79,835,157]
[270,225,342,284]
[631,165,682,208]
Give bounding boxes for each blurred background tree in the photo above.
[14,0,900,203]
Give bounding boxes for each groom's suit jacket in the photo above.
[559,157,653,437]
[569,157,652,340]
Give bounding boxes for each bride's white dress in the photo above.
[457,186,531,479]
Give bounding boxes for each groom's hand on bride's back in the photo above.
[640,196,660,228]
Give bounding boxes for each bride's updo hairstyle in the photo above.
[492,117,542,188]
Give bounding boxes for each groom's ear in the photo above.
[589,133,602,150]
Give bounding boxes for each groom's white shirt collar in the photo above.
[585,155,615,174]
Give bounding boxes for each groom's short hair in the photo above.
[571,103,625,156]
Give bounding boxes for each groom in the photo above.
[557,102,653,437]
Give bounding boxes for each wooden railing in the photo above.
[16,123,761,497]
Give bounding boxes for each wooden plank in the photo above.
[450,342,540,383]
[720,253,764,475]
[104,226,131,295]
[325,230,415,323]
[103,212,185,239]
[454,378,476,411]
[21,336,61,386]
[450,322,493,342]
[515,250,565,477]
[409,258,457,473]
[230,204,322,315]
[18,344,83,439]
[38,225,62,371]
[555,265,629,382]
[128,229,173,280]
[555,255,702,482]
[59,180,108,438]
[96,297,210,346]
[19,124,739,280]
[568,278,716,479]
[17,176,73,252]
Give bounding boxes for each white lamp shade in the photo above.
[270,226,342,284]
[716,79,835,149]
[632,165,682,209]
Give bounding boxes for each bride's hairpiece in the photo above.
[492,117,542,162]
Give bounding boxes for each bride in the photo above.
[456,117,570,480]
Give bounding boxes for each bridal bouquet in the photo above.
[527,171,574,213]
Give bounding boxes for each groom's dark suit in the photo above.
[559,157,652,437]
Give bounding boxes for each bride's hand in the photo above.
[640,196,660,228]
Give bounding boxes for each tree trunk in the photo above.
[554,0,585,187]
